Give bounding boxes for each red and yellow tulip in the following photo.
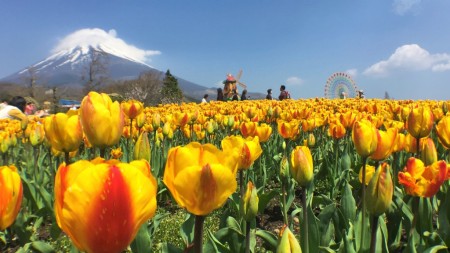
[54,158,157,253]
[398,158,447,198]
[0,165,23,230]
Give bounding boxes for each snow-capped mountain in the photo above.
[0,44,208,95]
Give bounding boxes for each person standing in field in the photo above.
[266,89,273,100]
[278,85,290,100]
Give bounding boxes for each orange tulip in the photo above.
[80,92,124,148]
[398,158,447,197]
[0,165,23,230]
[352,119,378,158]
[54,159,157,253]
[406,106,434,139]
[163,142,238,216]
[328,122,346,139]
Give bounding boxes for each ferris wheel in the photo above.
[324,72,358,99]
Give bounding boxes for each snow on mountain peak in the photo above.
[51,28,161,65]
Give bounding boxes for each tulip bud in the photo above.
[277,225,302,253]
[365,163,393,216]
[307,133,315,147]
[0,165,23,230]
[134,132,151,162]
[280,156,290,183]
[341,152,351,171]
[290,146,314,187]
[420,138,437,166]
[242,181,259,222]
[152,113,161,129]
[136,113,146,128]
[227,116,235,128]
[29,123,45,147]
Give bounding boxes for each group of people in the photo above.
[0,96,47,125]
[266,85,290,101]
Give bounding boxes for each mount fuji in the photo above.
[0,44,210,98]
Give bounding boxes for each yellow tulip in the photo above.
[163,142,238,216]
[80,92,124,149]
[54,159,157,253]
[406,106,434,139]
[352,119,378,158]
[370,128,398,161]
[277,225,302,253]
[28,122,45,147]
[121,100,144,120]
[436,115,450,149]
[44,113,83,153]
[255,123,273,142]
[365,163,393,216]
[359,165,376,186]
[290,146,314,187]
[221,135,263,171]
[0,165,23,230]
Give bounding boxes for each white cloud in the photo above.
[363,44,450,76]
[52,28,161,63]
[286,76,304,86]
[345,69,358,78]
[393,0,421,15]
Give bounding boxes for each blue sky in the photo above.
[1,0,450,100]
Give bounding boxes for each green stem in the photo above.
[416,137,420,158]
[193,215,206,253]
[370,215,379,253]
[128,118,133,162]
[64,151,70,165]
[282,180,289,225]
[100,148,106,159]
[302,187,309,253]
[239,170,245,198]
[361,156,368,250]
[245,220,251,253]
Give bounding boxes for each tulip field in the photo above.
[2,92,450,253]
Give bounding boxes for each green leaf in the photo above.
[299,205,320,253]
[180,213,195,246]
[423,245,448,253]
[204,230,232,253]
[255,229,278,251]
[340,181,356,223]
[130,223,152,253]
[257,189,279,214]
[159,242,184,253]
[30,241,56,253]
